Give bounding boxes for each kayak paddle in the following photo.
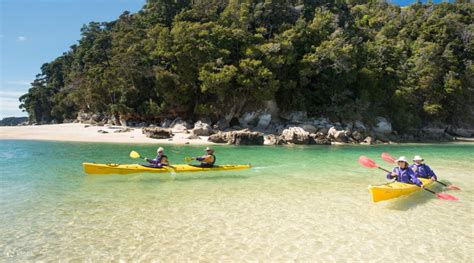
[184,157,193,162]
[359,156,391,173]
[380,152,461,190]
[129,150,176,172]
[359,156,459,201]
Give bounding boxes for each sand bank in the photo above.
[0,123,213,145]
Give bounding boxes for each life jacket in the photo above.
[413,164,429,178]
[156,154,168,164]
[393,167,415,184]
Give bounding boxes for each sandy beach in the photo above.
[0,123,213,145]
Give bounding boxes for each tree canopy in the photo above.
[20,0,474,131]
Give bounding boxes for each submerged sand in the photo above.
[0,123,213,145]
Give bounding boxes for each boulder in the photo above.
[373,117,392,135]
[160,119,172,128]
[309,132,331,145]
[446,126,474,138]
[142,127,173,139]
[114,127,133,133]
[327,126,348,142]
[213,118,230,130]
[281,127,310,144]
[97,129,108,134]
[300,124,318,134]
[264,134,278,145]
[361,136,374,145]
[192,121,212,136]
[170,118,192,132]
[354,121,367,132]
[229,130,264,145]
[256,113,272,130]
[351,130,364,141]
[208,131,231,143]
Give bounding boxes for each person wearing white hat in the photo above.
[190,147,216,168]
[387,156,424,187]
[410,155,437,181]
[144,147,169,168]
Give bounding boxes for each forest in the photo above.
[19,0,473,131]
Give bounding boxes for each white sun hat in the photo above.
[205,147,214,151]
[413,155,424,161]
[395,156,409,163]
[157,147,164,153]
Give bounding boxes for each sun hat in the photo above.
[395,156,409,163]
[205,147,214,152]
[157,147,164,153]
[413,155,424,161]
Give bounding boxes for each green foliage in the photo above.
[19,0,474,130]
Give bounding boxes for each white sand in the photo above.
[0,123,214,145]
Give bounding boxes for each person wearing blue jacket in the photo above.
[411,155,437,181]
[143,147,169,168]
[387,156,424,187]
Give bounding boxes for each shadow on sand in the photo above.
[384,184,446,211]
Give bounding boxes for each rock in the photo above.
[229,130,264,145]
[300,124,318,134]
[119,115,129,127]
[213,118,230,130]
[160,119,172,128]
[239,112,259,127]
[309,132,331,145]
[361,136,373,145]
[373,117,392,135]
[142,127,173,139]
[77,111,92,123]
[351,130,364,141]
[97,129,108,134]
[281,127,310,144]
[170,118,192,132]
[84,125,90,128]
[263,100,280,118]
[192,121,212,136]
[264,134,278,145]
[185,142,190,144]
[91,113,104,122]
[187,134,201,140]
[256,113,272,130]
[208,131,231,143]
[327,126,348,142]
[280,111,307,122]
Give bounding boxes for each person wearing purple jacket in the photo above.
[387,156,424,187]
[410,155,437,181]
[143,147,169,168]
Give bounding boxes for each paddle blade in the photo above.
[359,156,378,168]
[436,193,459,201]
[447,185,461,191]
[184,157,193,162]
[130,151,141,159]
[381,152,396,164]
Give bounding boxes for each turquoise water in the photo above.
[0,140,473,261]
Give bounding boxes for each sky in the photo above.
[0,0,451,118]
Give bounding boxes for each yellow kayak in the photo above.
[83,162,251,175]
[368,178,435,202]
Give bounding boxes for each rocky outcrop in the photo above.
[192,121,212,136]
[300,124,318,134]
[256,113,272,131]
[446,126,474,138]
[280,127,310,144]
[327,127,348,143]
[309,132,331,145]
[208,130,264,145]
[229,130,264,145]
[208,131,232,143]
[142,127,173,139]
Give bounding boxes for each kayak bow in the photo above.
[368,178,436,202]
[83,162,251,175]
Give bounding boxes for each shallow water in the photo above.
[0,140,473,261]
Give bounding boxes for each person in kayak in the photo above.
[190,147,216,168]
[143,147,169,168]
[387,156,424,188]
[410,155,437,181]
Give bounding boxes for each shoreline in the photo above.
[0,123,214,145]
[1,123,473,145]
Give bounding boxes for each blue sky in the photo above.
[0,0,450,118]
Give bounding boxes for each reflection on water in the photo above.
[0,140,473,261]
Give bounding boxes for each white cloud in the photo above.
[17,36,27,42]
[0,96,25,118]
[5,80,32,86]
[0,91,26,98]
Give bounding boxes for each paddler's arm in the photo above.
[386,168,397,179]
[410,171,424,188]
[425,165,437,180]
